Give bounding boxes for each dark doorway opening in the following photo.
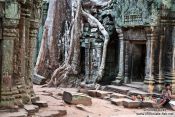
[129,41,146,82]
[80,47,85,75]
[101,30,119,84]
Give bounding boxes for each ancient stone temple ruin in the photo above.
[0,0,175,109]
[81,0,175,93]
[0,0,42,107]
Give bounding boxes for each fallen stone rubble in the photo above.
[1,84,174,117]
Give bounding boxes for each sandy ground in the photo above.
[33,85,175,117]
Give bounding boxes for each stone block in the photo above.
[96,90,112,99]
[32,74,46,85]
[78,88,88,94]
[111,98,131,106]
[24,105,39,115]
[32,100,48,107]
[111,98,124,106]
[63,91,92,106]
[123,100,141,108]
[36,110,67,117]
[105,85,129,95]
[87,90,97,97]
[110,93,126,99]
[128,90,149,97]
[1,109,28,117]
[31,96,40,103]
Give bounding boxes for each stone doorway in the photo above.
[129,41,146,82]
[102,31,119,84]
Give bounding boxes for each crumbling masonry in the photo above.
[81,0,175,93]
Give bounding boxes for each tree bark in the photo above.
[35,0,71,79]
[44,0,82,87]
[36,0,110,87]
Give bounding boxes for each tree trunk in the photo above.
[35,0,71,79]
[43,0,82,87]
[35,0,111,87]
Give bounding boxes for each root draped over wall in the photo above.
[35,0,111,87]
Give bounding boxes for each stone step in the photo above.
[111,97,155,108]
[128,90,149,97]
[32,100,48,107]
[110,93,127,99]
[24,105,39,115]
[87,90,112,99]
[104,85,131,95]
[96,90,113,99]
[35,110,67,117]
[105,85,161,98]
[123,99,141,108]
[0,109,28,117]
[124,83,143,90]
[111,98,131,106]
[32,74,46,85]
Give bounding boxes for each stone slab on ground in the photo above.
[105,85,130,95]
[35,110,67,117]
[96,90,112,99]
[87,90,97,97]
[24,105,39,115]
[78,88,88,94]
[32,100,48,107]
[128,90,149,97]
[0,109,28,117]
[63,91,92,106]
[111,98,130,106]
[110,93,126,99]
[32,74,46,85]
[123,100,141,108]
[31,96,40,103]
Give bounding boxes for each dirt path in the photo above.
[33,85,175,117]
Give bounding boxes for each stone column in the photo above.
[143,27,156,93]
[96,44,102,71]
[27,0,43,97]
[154,35,164,92]
[1,1,20,106]
[112,28,124,85]
[164,25,175,94]
[124,40,129,83]
[84,39,90,83]
[13,3,27,86]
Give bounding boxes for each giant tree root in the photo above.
[42,64,72,87]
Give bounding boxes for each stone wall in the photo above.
[82,0,175,93]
